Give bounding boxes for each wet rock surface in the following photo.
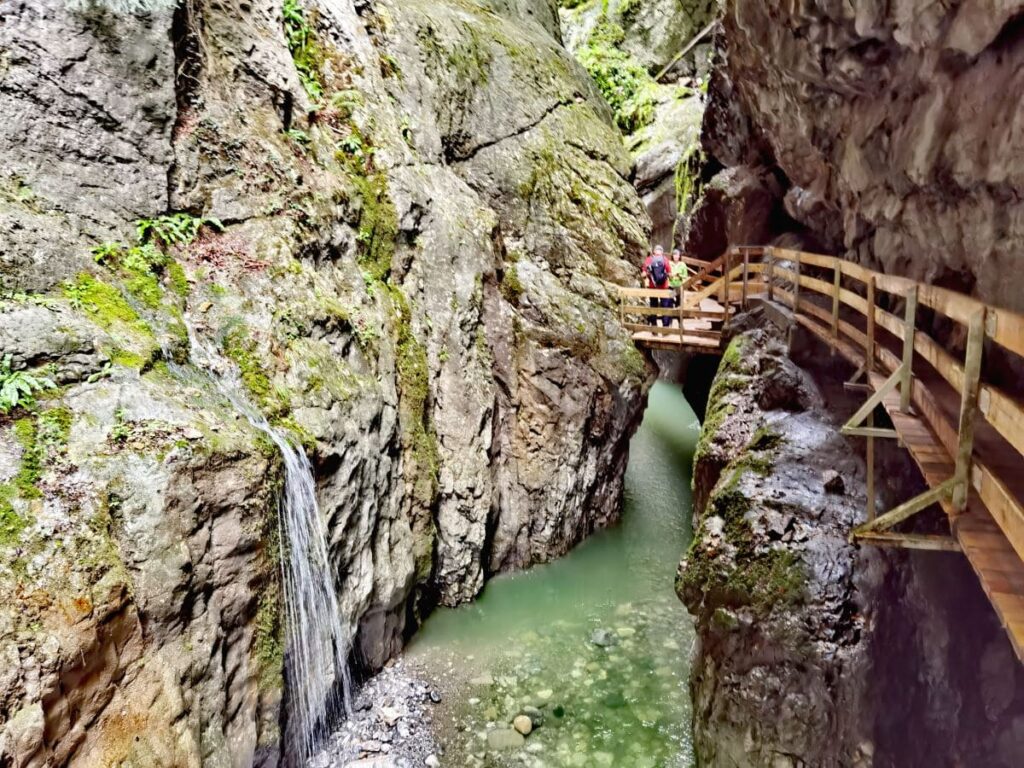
[686,0,1024,311]
[678,315,879,767]
[0,0,652,763]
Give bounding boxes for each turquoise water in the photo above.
[408,381,700,767]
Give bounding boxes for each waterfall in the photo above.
[174,322,353,762]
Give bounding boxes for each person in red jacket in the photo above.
[642,245,672,326]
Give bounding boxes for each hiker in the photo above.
[642,245,673,327]
[669,249,688,307]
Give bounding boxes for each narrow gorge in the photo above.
[1,1,1023,767]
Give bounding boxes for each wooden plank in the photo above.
[973,466,1024,564]
[842,367,903,433]
[622,306,684,317]
[981,386,1024,459]
[844,427,900,439]
[855,531,962,552]
[618,287,676,299]
[853,478,956,536]
[625,322,687,336]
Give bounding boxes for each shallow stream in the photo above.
[407,381,700,767]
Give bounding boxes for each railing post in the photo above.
[678,287,685,344]
[742,249,749,309]
[900,286,918,413]
[793,252,801,312]
[719,250,728,303]
[767,247,775,302]
[723,250,732,314]
[867,409,876,522]
[831,263,841,337]
[866,276,876,373]
[952,308,986,513]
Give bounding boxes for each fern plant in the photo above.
[135,214,223,248]
[0,355,56,414]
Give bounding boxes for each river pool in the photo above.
[406,380,700,767]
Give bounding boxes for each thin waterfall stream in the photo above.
[172,321,353,761]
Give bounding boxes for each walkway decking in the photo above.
[619,246,1024,661]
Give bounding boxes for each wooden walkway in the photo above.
[619,246,1024,660]
[619,248,766,353]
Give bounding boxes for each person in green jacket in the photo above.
[669,249,688,306]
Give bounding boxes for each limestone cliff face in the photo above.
[0,0,651,764]
[559,0,715,249]
[683,0,1024,313]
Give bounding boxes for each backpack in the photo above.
[648,254,668,286]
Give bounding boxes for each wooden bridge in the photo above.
[620,246,1024,661]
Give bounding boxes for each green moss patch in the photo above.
[254,579,284,691]
[575,19,658,133]
[500,265,524,305]
[388,287,439,510]
[680,442,805,618]
[353,172,398,283]
[222,325,288,416]
[63,274,153,337]
[283,0,325,101]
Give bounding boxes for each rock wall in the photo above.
[678,314,879,767]
[681,308,1024,767]
[0,0,652,764]
[681,0,1024,312]
[559,0,716,250]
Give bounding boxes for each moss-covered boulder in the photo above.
[678,319,878,768]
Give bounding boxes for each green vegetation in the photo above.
[576,19,659,133]
[222,325,288,416]
[12,418,42,500]
[223,326,273,403]
[0,407,70,549]
[63,273,153,336]
[135,213,223,248]
[0,355,56,415]
[388,287,439,509]
[499,265,524,305]
[674,144,705,215]
[254,579,284,691]
[693,336,754,468]
[282,0,324,101]
[91,213,216,309]
[166,261,190,298]
[619,344,648,382]
[679,460,806,617]
[353,172,398,283]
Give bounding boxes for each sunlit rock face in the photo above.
[687,0,1024,311]
[559,0,717,251]
[0,0,652,763]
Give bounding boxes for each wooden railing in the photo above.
[617,286,726,347]
[720,247,1024,563]
[622,245,1024,655]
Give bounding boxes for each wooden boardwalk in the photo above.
[618,248,766,353]
[619,246,1024,660]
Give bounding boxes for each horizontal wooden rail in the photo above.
[772,256,1024,568]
